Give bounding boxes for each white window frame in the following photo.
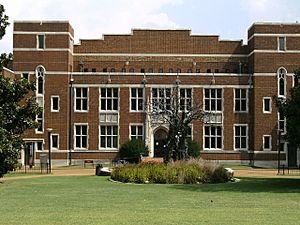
[74,87,89,112]
[278,36,286,51]
[51,96,60,112]
[263,135,272,151]
[234,124,248,150]
[234,88,248,113]
[130,88,144,112]
[51,133,59,150]
[204,88,222,112]
[99,125,119,150]
[203,125,223,150]
[151,87,172,111]
[277,67,287,98]
[37,34,45,49]
[179,88,192,112]
[100,87,119,112]
[74,123,89,150]
[278,112,286,134]
[129,124,144,140]
[263,97,272,114]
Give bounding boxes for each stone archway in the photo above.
[153,127,168,157]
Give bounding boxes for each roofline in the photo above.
[14,20,70,24]
[248,21,300,32]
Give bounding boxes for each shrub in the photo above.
[187,139,201,158]
[119,139,148,163]
[111,158,231,184]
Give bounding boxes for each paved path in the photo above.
[2,167,299,181]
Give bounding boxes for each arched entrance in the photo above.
[153,128,168,157]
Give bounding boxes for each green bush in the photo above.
[111,158,231,184]
[119,139,148,163]
[187,140,201,158]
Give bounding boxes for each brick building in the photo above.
[12,20,300,167]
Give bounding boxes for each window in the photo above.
[263,135,272,151]
[129,68,134,72]
[278,68,287,97]
[22,73,29,80]
[159,68,163,73]
[207,69,211,73]
[131,88,144,111]
[121,68,126,72]
[51,96,60,112]
[169,68,173,73]
[215,69,219,73]
[263,97,272,113]
[278,112,286,133]
[141,68,145,73]
[111,68,115,72]
[278,37,286,51]
[148,68,153,73]
[36,141,43,151]
[100,125,118,149]
[130,125,143,140]
[152,88,171,111]
[84,68,88,72]
[234,89,248,112]
[103,68,107,72]
[51,134,59,150]
[180,88,192,111]
[196,69,200,73]
[234,125,248,150]
[294,75,299,87]
[75,88,88,111]
[37,34,45,49]
[36,112,43,132]
[75,124,88,149]
[204,89,222,112]
[204,126,222,150]
[100,88,119,111]
[92,68,96,72]
[176,68,181,73]
[187,68,192,73]
[36,66,44,95]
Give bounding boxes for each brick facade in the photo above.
[12,21,300,167]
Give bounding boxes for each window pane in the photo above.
[131,126,136,135]
[241,137,246,148]
[82,137,87,148]
[82,99,87,110]
[101,137,106,148]
[235,137,240,148]
[76,126,81,135]
[82,88,87,97]
[138,88,143,97]
[113,99,118,110]
[76,137,80,148]
[101,99,106,110]
[113,88,118,97]
[113,137,118,148]
[82,126,87,135]
[131,88,136,97]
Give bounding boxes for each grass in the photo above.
[1,176,300,225]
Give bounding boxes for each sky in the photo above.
[1,0,300,53]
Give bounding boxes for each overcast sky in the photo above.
[1,0,300,53]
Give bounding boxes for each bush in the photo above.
[111,158,231,184]
[187,140,201,158]
[119,139,148,163]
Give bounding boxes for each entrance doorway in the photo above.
[153,128,168,157]
[24,142,35,166]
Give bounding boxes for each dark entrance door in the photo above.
[154,128,168,157]
[288,144,297,167]
[24,142,35,166]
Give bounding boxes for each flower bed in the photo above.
[111,158,232,184]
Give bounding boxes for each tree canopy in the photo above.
[0,74,41,177]
[277,69,300,147]
[0,4,9,40]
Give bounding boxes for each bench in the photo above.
[83,159,94,168]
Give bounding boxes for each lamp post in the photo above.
[278,129,282,174]
[69,77,74,166]
[47,128,53,174]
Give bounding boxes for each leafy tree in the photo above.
[0,76,41,177]
[276,69,300,149]
[0,52,13,70]
[148,84,207,162]
[0,4,9,40]
[119,139,149,163]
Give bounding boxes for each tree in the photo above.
[276,68,300,148]
[119,139,149,163]
[147,82,207,162]
[0,52,13,70]
[0,4,9,40]
[0,76,41,177]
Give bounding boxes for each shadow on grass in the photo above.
[170,177,300,193]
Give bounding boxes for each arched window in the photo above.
[36,66,45,95]
[277,67,287,97]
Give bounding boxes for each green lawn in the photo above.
[1,176,300,225]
